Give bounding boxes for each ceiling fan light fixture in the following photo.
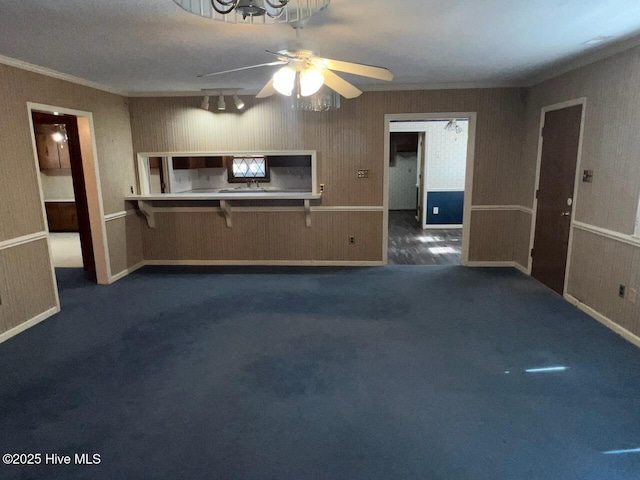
[273,66,296,96]
[299,67,324,97]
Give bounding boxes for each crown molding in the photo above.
[523,34,640,87]
[126,81,523,98]
[359,81,523,92]
[0,54,125,96]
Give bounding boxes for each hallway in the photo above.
[388,210,462,265]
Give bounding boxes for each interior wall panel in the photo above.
[129,89,526,263]
[567,229,640,337]
[0,239,57,332]
[106,213,144,275]
[513,210,532,269]
[521,46,640,234]
[0,66,46,242]
[519,45,640,340]
[129,88,525,209]
[468,210,514,262]
[142,210,383,263]
[0,62,136,336]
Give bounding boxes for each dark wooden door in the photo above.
[33,111,96,272]
[531,105,582,294]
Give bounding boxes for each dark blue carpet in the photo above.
[0,266,639,479]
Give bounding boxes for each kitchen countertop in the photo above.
[125,190,321,201]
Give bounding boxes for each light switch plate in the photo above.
[583,170,593,183]
[433,207,439,215]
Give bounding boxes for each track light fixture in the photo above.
[201,90,246,112]
[233,95,245,110]
[217,95,227,111]
[200,95,210,110]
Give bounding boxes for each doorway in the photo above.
[530,100,585,295]
[385,116,473,265]
[28,103,111,285]
[32,111,94,272]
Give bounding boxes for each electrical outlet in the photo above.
[628,287,638,304]
[130,186,134,194]
[357,170,369,178]
[349,236,355,244]
[319,183,325,193]
[433,207,439,215]
[619,284,626,298]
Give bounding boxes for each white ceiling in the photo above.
[1,0,640,95]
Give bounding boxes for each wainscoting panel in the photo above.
[0,238,57,332]
[142,210,383,263]
[567,228,640,337]
[514,210,532,270]
[468,210,515,262]
[106,212,144,277]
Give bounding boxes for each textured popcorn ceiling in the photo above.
[1,0,640,94]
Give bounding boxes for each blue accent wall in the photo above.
[426,191,464,225]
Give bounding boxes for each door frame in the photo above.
[528,98,587,295]
[27,102,112,285]
[383,112,477,265]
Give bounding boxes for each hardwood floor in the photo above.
[388,210,462,265]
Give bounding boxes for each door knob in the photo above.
[561,212,571,217]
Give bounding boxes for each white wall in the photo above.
[390,119,468,225]
[424,120,468,192]
[40,172,75,201]
[389,152,418,210]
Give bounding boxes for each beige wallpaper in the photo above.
[0,63,137,336]
[129,89,526,263]
[0,239,57,333]
[520,45,640,338]
[521,46,640,234]
[129,88,526,208]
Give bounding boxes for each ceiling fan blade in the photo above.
[265,50,297,61]
[321,58,394,81]
[256,79,277,98]
[322,70,362,99]
[198,61,286,78]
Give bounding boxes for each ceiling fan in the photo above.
[198,29,394,100]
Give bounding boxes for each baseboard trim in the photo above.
[466,261,514,267]
[143,260,385,267]
[109,261,146,283]
[565,294,640,349]
[513,262,529,274]
[465,260,529,274]
[0,306,59,345]
[424,224,463,229]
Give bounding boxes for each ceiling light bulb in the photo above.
[273,66,296,96]
[233,95,245,110]
[201,95,210,110]
[300,68,324,97]
[51,132,64,142]
[217,95,226,111]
